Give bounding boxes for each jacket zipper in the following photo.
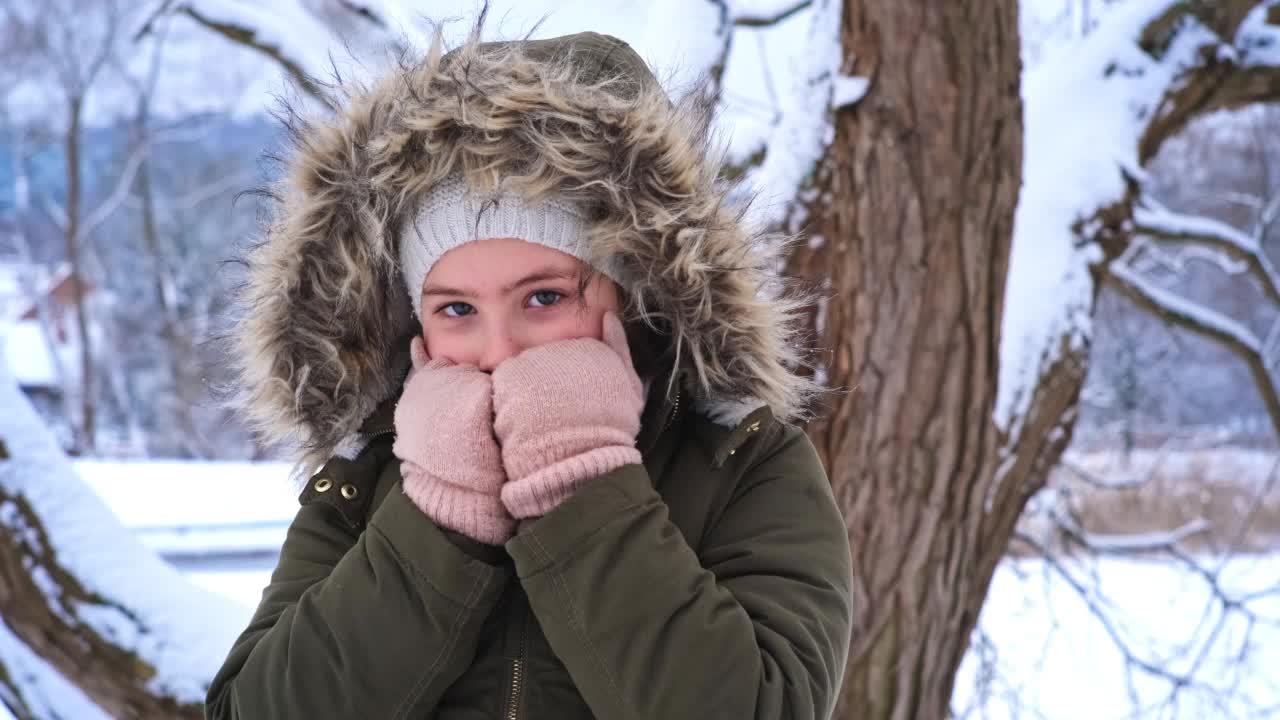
[661,386,682,433]
[506,604,529,720]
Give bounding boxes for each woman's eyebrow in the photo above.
[420,267,577,299]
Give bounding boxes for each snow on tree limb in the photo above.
[1138,2,1280,163]
[1054,511,1211,554]
[1133,196,1280,305]
[998,1,1179,437]
[0,617,109,720]
[176,3,329,102]
[730,0,843,228]
[170,0,412,105]
[1105,251,1280,436]
[0,354,248,717]
[723,0,813,27]
[996,0,1280,442]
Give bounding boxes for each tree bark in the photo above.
[785,2,1052,718]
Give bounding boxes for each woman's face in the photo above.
[417,237,622,372]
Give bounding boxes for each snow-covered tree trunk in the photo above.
[780,2,1280,718]
[0,353,246,718]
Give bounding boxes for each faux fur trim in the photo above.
[228,25,819,473]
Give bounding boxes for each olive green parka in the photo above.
[207,29,853,720]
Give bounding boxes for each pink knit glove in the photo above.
[392,336,514,545]
[492,312,645,519]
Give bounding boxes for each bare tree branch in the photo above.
[1014,526,1277,717]
[125,169,255,212]
[77,140,151,240]
[131,0,176,42]
[38,126,214,243]
[334,0,400,33]
[1217,455,1280,565]
[702,0,817,109]
[1057,454,1148,490]
[1015,531,1207,692]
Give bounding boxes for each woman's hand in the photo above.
[492,311,645,520]
[392,336,515,545]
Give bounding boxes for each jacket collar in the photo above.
[637,366,775,468]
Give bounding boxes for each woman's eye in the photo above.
[440,302,474,318]
[529,290,564,308]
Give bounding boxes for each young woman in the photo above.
[207,26,853,720]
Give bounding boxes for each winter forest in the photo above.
[1,0,1278,718]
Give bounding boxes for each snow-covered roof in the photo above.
[1,320,63,388]
[0,261,38,321]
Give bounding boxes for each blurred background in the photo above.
[0,0,1277,718]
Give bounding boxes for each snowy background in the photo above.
[1,0,1278,718]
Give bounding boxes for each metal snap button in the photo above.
[340,483,359,500]
[314,477,333,493]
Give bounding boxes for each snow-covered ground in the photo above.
[955,554,1280,720]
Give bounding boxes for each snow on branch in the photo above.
[177,2,327,103]
[726,0,813,28]
[1133,196,1280,305]
[1138,2,1280,163]
[1105,252,1280,437]
[1052,508,1211,554]
[169,0,416,106]
[997,0,1280,440]
[1109,250,1261,354]
[731,0,842,229]
[0,356,248,715]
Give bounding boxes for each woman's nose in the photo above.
[477,323,523,373]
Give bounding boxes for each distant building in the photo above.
[0,260,92,410]
[18,267,95,339]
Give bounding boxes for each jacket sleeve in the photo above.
[205,448,511,719]
[505,423,853,720]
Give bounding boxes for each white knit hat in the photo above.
[399,172,621,320]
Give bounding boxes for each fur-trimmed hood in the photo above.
[230,27,818,473]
